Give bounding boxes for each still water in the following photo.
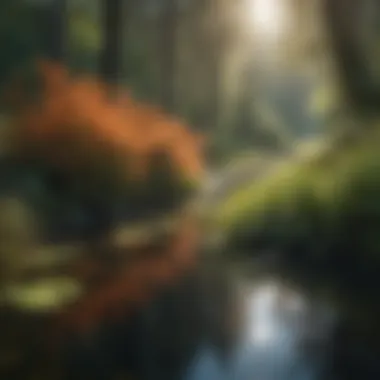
[183,279,337,380]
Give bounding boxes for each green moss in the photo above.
[215,130,380,260]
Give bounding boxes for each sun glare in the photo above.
[248,283,279,345]
[248,0,287,42]
[246,281,307,346]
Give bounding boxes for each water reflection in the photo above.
[183,280,336,380]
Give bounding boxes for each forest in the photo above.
[0,0,379,380]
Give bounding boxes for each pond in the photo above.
[183,276,337,380]
[0,255,342,380]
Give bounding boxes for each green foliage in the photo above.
[309,82,340,117]
[67,9,101,73]
[216,129,380,269]
[69,10,101,52]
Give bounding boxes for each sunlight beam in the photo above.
[246,0,288,43]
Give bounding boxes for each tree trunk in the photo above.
[99,0,123,84]
[205,0,231,133]
[322,0,380,116]
[45,0,67,62]
[159,0,178,113]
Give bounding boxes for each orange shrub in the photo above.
[10,60,204,191]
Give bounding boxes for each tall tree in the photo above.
[204,0,236,133]
[159,0,179,112]
[45,0,67,62]
[322,0,380,117]
[99,0,123,83]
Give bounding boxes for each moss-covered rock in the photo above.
[216,131,380,267]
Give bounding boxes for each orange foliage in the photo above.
[11,60,204,184]
[4,60,205,346]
